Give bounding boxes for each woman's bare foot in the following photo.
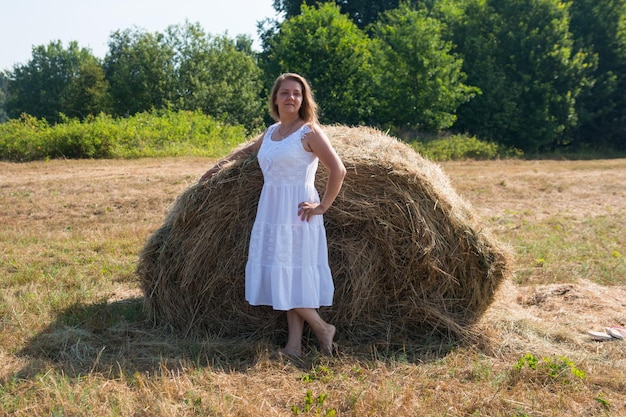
[279,347,302,357]
[317,324,336,356]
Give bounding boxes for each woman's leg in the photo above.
[292,308,336,355]
[282,310,305,356]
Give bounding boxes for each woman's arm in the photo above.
[199,132,264,182]
[298,124,346,221]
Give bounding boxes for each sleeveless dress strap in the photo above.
[300,124,313,138]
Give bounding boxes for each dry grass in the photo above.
[1,148,625,416]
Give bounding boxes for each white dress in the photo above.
[245,123,334,310]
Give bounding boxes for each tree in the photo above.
[60,57,112,118]
[104,23,264,129]
[569,0,626,150]
[167,22,265,129]
[449,0,591,152]
[104,28,176,116]
[263,3,376,125]
[273,0,425,28]
[371,4,476,132]
[6,41,108,122]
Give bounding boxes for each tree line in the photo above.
[1,0,624,153]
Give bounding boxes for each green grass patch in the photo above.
[493,213,625,286]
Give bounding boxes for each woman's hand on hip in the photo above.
[298,201,325,222]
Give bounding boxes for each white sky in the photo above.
[0,0,279,71]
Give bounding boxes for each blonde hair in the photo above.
[269,73,319,124]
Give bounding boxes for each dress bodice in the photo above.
[257,124,319,186]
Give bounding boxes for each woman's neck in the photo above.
[280,115,302,128]
[276,116,304,139]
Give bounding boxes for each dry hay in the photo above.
[137,125,511,345]
[476,279,626,360]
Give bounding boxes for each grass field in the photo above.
[1,157,625,416]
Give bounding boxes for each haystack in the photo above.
[137,126,511,344]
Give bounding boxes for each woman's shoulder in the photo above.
[303,121,325,136]
[303,122,330,140]
[301,122,333,153]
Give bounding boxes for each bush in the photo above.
[0,114,53,161]
[0,110,248,161]
[410,134,523,161]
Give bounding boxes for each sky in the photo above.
[0,0,279,71]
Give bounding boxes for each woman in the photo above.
[200,73,346,356]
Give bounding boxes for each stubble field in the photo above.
[0,157,625,416]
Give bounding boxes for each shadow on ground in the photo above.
[7,297,461,382]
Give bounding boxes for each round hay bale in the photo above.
[137,126,511,343]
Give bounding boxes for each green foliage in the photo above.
[0,110,247,161]
[448,0,593,152]
[569,0,626,151]
[103,23,265,131]
[273,0,421,28]
[3,1,626,153]
[410,134,522,160]
[513,353,586,385]
[293,366,337,414]
[594,392,611,410]
[291,390,336,416]
[167,23,265,130]
[60,58,112,118]
[104,28,176,117]
[0,114,52,160]
[299,365,335,383]
[371,4,477,131]
[513,353,540,371]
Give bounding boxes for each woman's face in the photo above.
[275,79,303,118]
